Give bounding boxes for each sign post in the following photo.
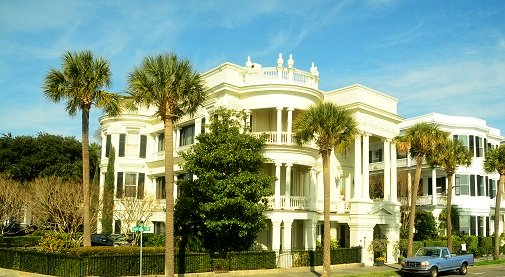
[132,224,151,277]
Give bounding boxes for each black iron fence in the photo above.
[0,247,361,276]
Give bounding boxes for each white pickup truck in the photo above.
[400,247,474,277]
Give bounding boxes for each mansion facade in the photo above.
[98,54,503,266]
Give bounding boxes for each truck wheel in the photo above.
[459,263,468,275]
[429,267,438,277]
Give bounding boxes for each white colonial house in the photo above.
[399,113,504,237]
[98,54,404,265]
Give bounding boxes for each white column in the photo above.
[390,142,398,202]
[384,139,391,201]
[310,168,317,209]
[285,163,292,209]
[275,163,282,209]
[272,220,282,251]
[245,110,251,131]
[432,169,437,205]
[354,135,362,199]
[362,134,370,199]
[408,171,412,205]
[174,127,180,149]
[304,170,310,198]
[283,219,293,251]
[287,107,293,144]
[304,219,317,250]
[276,107,283,144]
[194,118,203,137]
[345,172,352,201]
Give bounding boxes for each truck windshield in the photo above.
[416,248,440,257]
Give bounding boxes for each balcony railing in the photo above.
[267,196,308,210]
[244,66,319,89]
[250,132,316,148]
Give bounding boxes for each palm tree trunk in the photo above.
[322,151,331,277]
[407,157,423,257]
[494,174,504,260]
[446,174,453,252]
[82,109,91,247]
[165,118,175,276]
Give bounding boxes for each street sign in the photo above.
[132,225,151,232]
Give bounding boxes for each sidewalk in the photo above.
[0,255,501,277]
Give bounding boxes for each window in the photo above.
[156,177,166,199]
[454,134,469,149]
[117,172,145,199]
[119,134,126,157]
[201,117,206,134]
[180,124,195,146]
[139,135,147,158]
[153,221,165,234]
[470,216,476,235]
[177,173,193,197]
[371,148,383,163]
[105,134,112,157]
[114,220,121,234]
[460,215,470,235]
[157,133,165,152]
[455,174,469,195]
[470,174,476,196]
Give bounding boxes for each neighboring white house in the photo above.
[98,54,409,265]
[399,113,505,237]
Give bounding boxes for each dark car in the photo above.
[91,234,114,246]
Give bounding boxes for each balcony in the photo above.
[250,132,315,148]
[267,196,309,210]
[243,65,319,90]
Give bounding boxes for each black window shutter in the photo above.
[139,135,147,158]
[119,134,126,157]
[428,178,433,195]
[105,134,111,157]
[470,174,475,196]
[116,172,123,198]
[469,135,475,156]
[137,173,145,199]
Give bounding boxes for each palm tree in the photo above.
[394,123,447,257]
[484,144,505,260]
[43,50,121,246]
[293,102,358,277]
[427,138,472,252]
[128,53,206,276]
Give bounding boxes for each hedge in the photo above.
[0,235,42,247]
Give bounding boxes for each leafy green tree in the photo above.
[101,147,115,234]
[394,123,448,257]
[177,108,274,253]
[0,133,83,183]
[484,144,505,260]
[293,102,358,277]
[43,50,121,246]
[427,138,472,251]
[128,53,206,276]
[414,210,438,241]
[438,206,460,236]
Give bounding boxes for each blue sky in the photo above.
[1,0,505,141]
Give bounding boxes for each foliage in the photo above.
[394,122,448,257]
[101,147,115,234]
[0,174,25,235]
[438,206,460,233]
[38,232,80,252]
[43,50,123,247]
[293,102,358,275]
[128,52,207,276]
[0,133,83,183]
[143,233,165,247]
[414,210,438,241]
[25,176,86,234]
[291,247,363,267]
[368,234,389,259]
[484,144,505,259]
[0,235,42,247]
[316,238,340,250]
[113,197,157,245]
[176,108,274,253]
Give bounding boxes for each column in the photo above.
[304,170,310,200]
[390,143,398,202]
[272,220,282,251]
[386,224,400,263]
[174,127,180,149]
[276,107,283,144]
[349,223,374,266]
[407,172,412,205]
[194,117,203,136]
[432,169,437,205]
[283,219,293,251]
[275,163,282,209]
[310,168,317,209]
[362,134,370,199]
[353,135,362,199]
[287,107,293,144]
[245,109,251,132]
[384,139,391,201]
[345,172,352,201]
[304,219,317,250]
[285,163,292,209]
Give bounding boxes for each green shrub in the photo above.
[228,251,276,270]
[423,240,447,247]
[144,234,165,247]
[38,232,80,252]
[0,235,42,247]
